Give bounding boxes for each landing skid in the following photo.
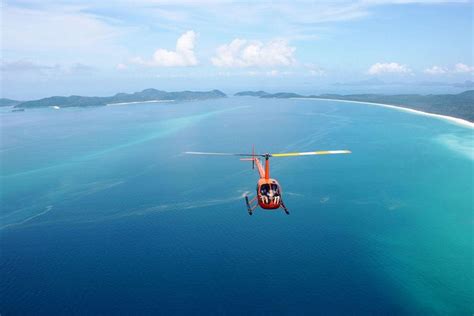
[245,196,289,215]
[280,200,290,215]
[245,196,258,215]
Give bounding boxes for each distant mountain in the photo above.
[15,89,227,108]
[235,90,474,122]
[452,80,474,89]
[0,98,22,107]
[234,91,304,98]
[260,92,303,98]
[316,91,474,121]
[234,91,270,97]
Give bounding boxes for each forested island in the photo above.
[8,89,226,109]
[235,90,474,122]
[0,98,22,107]
[4,88,473,122]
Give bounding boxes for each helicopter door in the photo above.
[259,184,280,204]
[259,184,270,204]
[270,183,280,204]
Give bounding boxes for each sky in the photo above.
[1,0,473,99]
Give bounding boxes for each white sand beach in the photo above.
[106,100,175,106]
[295,98,474,129]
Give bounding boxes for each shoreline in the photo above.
[106,99,175,106]
[293,97,474,129]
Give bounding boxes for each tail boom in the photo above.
[240,157,265,178]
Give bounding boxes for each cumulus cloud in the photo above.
[423,63,474,75]
[132,31,198,67]
[424,65,448,75]
[368,62,412,75]
[453,63,474,73]
[211,39,296,68]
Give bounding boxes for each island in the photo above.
[0,98,22,107]
[13,89,227,109]
[5,88,473,122]
[234,91,270,97]
[235,90,474,122]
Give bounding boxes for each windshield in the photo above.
[260,184,280,195]
[270,184,279,193]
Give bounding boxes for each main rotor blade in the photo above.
[271,150,351,157]
[185,151,264,157]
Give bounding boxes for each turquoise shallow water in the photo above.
[1,97,473,314]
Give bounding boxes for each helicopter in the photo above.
[185,148,351,215]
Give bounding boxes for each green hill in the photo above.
[234,91,270,97]
[235,90,474,122]
[0,98,22,107]
[15,89,227,108]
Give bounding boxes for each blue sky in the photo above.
[1,0,473,99]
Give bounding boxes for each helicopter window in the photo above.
[260,184,270,195]
[271,184,280,195]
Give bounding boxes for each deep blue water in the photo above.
[1,97,473,314]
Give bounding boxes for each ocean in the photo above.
[1,97,472,314]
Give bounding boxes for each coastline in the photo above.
[294,97,474,129]
[106,99,175,106]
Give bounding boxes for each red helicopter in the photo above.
[185,148,351,215]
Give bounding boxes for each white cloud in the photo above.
[246,71,259,76]
[305,64,325,76]
[96,0,468,43]
[211,39,296,68]
[3,1,470,77]
[132,31,198,67]
[267,70,279,76]
[361,0,468,4]
[423,63,474,75]
[1,60,95,76]
[116,63,128,70]
[309,69,325,76]
[453,63,474,73]
[2,6,126,56]
[368,62,412,75]
[0,60,57,73]
[213,69,297,77]
[424,65,448,75]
